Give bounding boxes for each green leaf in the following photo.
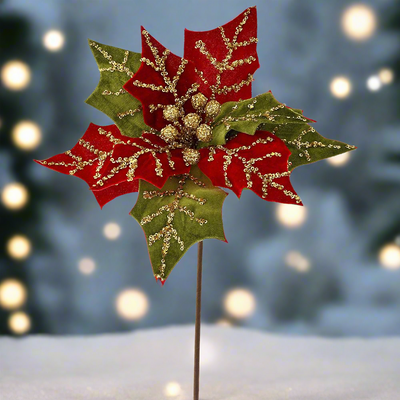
[208,92,308,147]
[130,166,227,281]
[208,91,356,170]
[259,122,356,170]
[85,40,151,138]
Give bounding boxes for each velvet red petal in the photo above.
[197,131,302,205]
[91,132,191,192]
[35,123,137,207]
[184,7,260,103]
[92,180,139,209]
[123,27,202,132]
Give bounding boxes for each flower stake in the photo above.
[36,7,356,399]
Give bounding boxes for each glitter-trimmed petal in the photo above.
[198,130,302,205]
[184,6,260,103]
[35,123,136,207]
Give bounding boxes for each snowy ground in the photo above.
[1,325,399,400]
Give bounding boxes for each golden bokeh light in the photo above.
[115,289,149,320]
[43,30,65,51]
[379,244,400,270]
[1,60,31,90]
[8,311,31,335]
[341,4,377,41]
[164,381,182,397]
[12,121,42,150]
[378,68,394,85]
[103,222,121,240]
[1,182,29,210]
[6,235,32,260]
[216,318,232,327]
[276,203,307,228]
[330,76,352,99]
[78,258,96,275]
[285,251,311,273]
[223,288,256,319]
[327,152,351,167]
[0,279,27,309]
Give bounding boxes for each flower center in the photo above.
[159,93,220,157]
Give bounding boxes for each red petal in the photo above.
[184,7,259,103]
[123,27,201,132]
[198,131,302,205]
[91,132,190,192]
[92,180,139,209]
[35,123,137,206]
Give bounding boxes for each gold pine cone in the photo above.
[182,148,200,165]
[204,100,221,119]
[196,124,212,143]
[160,124,179,143]
[191,93,208,110]
[163,105,180,122]
[183,113,202,129]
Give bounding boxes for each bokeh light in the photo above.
[1,60,31,90]
[1,183,29,210]
[341,4,377,41]
[327,152,351,167]
[330,76,352,99]
[8,311,31,334]
[366,75,381,92]
[379,68,394,85]
[6,235,32,260]
[78,258,96,275]
[0,279,27,309]
[164,381,182,397]
[223,288,256,319]
[285,251,311,273]
[379,244,400,270]
[115,288,149,320]
[12,121,42,150]
[276,203,307,228]
[216,318,232,327]
[103,222,121,240]
[43,30,65,51]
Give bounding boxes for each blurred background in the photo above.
[0,0,399,337]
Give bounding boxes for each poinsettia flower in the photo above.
[36,6,355,282]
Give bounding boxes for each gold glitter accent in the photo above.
[205,100,221,119]
[183,113,202,129]
[163,105,181,122]
[182,148,200,165]
[192,7,258,99]
[140,174,207,277]
[116,107,142,119]
[102,88,127,96]
[160,125,179,143]
[191,93,208,109]
[196,124,212,143]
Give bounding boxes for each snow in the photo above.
[1,325,399,400]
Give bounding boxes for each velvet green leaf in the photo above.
[85,40,151,138]
[259,122,356,170]
[208,92,309,147]
[130,166,227,281]
[208,91,356,170]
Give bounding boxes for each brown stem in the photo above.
[193,240,203,400]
